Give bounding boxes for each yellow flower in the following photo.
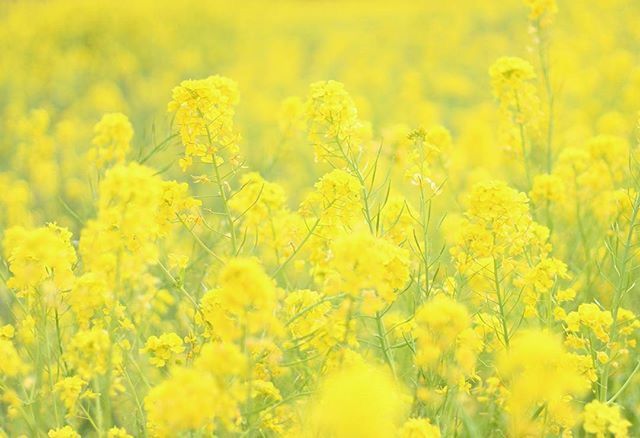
[200,257,281,341]
[168,75,240,170]
[399,418,441,438]
[498,330,590,435]
[530,174,566,205]
[65,327,119,379]
[47,426,80,438]
[0,338,26,377]
[524,0,558,22]
[3,223,76,297]
[323,230,410,313]
[107,427,134,438]
[306,80,360,164]
[89,112,133,168]
[306,363,407,438]
[143,332,185,367]
[0,173,32,228]
[144,367,219,437]
[583,400,631,438]
[54,376,88,413]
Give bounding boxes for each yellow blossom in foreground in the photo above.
[399,418,441,438]
[498,330,590,435]
[144,367,219,437]
[306,363,407,438]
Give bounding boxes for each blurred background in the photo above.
[0,0,638,230]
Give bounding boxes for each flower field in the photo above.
[1,0,640,436]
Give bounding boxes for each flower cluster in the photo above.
[1,0,639,437]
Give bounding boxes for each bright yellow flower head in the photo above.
[168,75,240,170]
[583,400,631,438]
[306,363,407,438]
[3,223,76,297]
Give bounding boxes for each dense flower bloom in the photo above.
[143,332,185,367]
[0,2,639,436]
[323,230,410,313]
[3,223,76,297]
[168,75,240,170]
[145,367,219,437]
[89,112,133,168]
[583,400,631,438]
[305,80,360,163]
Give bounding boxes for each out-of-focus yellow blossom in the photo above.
[489,57,537,109]
[47,426,80,438]
[66,273,110,328]
[0,338,26,377]
[88,112,133,169]
[530,173,566,204]
[489,57,541,165]
[199,257,281,341]
[194,341,247,377]
[583,400,631,438]
[306,80,361,164]
[144,367,215,436]
[399,418,441,438]
[498,330,589,435]
[0,324,14,339]
[107,427,134,438]
[3,223,76,298]
[524,0,558,23]
[300,168,362,233]
[0,173,32,227]
[65,327,120,379]
[405,126,451,192]
[306,363,407,438]
[414,295,481,381]
[79,162,200,285]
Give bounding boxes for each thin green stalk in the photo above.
[514,91,531,187]
[608,360,640,404]
[375,312,397,380]
[271,215,323,278]
[493,257,510,348]
[600,192,640,400]
[534,20,555,173]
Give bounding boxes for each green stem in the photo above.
[600,192,640,400]
[375,312,397,380]
[493,257,510,348]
